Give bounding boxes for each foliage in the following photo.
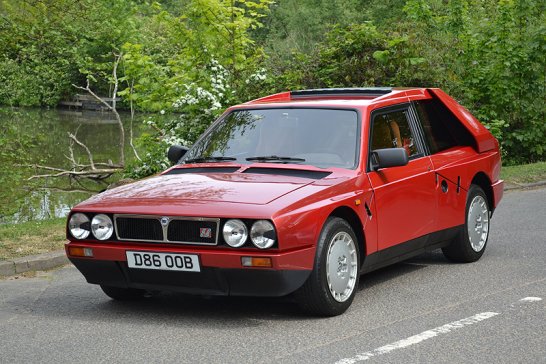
[0,109,37,218]
[122,0,272,178]
[0,0,544,172]
[266,0,545,165]
[451,0,546,164]
[266,23,432,91]
[0,0,142,106]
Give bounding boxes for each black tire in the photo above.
[294,217,360,316]
[442,184,490,263]
[100,285,146,301]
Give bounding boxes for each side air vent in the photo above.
[164,167,240,175]
[291,88,392,98]
[243,168,331,180]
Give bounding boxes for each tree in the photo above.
[121,0,272,177]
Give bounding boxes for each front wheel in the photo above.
[442,184,490,263]
[295,217,360,316]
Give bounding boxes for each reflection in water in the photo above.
[0,107,151,223]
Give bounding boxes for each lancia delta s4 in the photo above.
[66,88,504,316]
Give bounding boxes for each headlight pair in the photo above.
[68,213,113,241]
[222,219,276,249]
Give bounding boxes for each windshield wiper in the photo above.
[245,155,306,163]
[184,156,237,164]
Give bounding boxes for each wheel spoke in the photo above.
[326,231,358,302]
[467,195,489,252]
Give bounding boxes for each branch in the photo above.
[148,122,165,137]
[27,168,120,181]
[68,132,95,170]
[18,164,66,172]
[112,52,125,166]
[111,52,120,111]
[72,79,114,112]
[127,79,141,161]
[28,186,100,194]
[72,52,125,166]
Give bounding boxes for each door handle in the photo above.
[441,180,449,193]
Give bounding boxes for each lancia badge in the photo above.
[200,228,212,238]
[160,217,170,226]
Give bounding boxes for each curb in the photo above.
[504,180,546,191]
[0,250,69,278]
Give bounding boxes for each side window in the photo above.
[414,100,475,154]
[371,109,419,158]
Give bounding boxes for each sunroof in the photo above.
[291,88,392,99]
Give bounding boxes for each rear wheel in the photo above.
[442,184,490,262]
[295,217,360,316]
[100,285,146,301]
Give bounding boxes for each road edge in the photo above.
[504,179,546,191]
[0,250,68,277]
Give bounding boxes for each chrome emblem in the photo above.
[200,228,212,238]
[160,217,170,226]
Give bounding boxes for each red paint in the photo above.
[66,88,504,291]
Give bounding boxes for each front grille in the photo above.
[114,215,219,245]
[167,219,217,245]
[116,217,163,241]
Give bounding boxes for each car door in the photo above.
[412,98,475,233]
[367,104,437,252]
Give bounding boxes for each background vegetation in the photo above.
[1,0,544,175]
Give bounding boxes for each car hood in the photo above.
[78,172,317,208]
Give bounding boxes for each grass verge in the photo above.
[501,161,546,184]
[0,218,66,260]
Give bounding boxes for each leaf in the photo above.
[372,50,390,63]
[409,57,426,65]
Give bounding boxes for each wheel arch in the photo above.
[329,206,366,265]
[471,172,494,213]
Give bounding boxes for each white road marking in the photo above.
[519,297,542,303]
[335,312,500,364]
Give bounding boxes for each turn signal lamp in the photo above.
[241,256,272,268]
[68,247,93,257]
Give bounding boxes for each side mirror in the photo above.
[167,145,189,164]
[370,148,409,171]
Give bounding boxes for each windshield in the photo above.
[183,108,360,169]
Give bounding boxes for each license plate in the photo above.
[126,251,200,272]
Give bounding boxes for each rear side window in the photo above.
[414,99,475,154]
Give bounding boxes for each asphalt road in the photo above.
[1,187,545,364]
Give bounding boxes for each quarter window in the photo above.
[414,100,475,154]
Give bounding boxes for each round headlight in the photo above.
[250,220,276,249]
[91,214,114,241]
[68,213,90,240]
[223,219,248,247]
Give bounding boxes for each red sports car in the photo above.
[66,88,504,316]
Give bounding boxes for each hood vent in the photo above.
[165,167,240,175]
[242,168,331,180]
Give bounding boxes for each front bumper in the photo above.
[66,242,314,297]
[69,258,310,296]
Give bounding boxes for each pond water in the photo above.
[0,107,153,224]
